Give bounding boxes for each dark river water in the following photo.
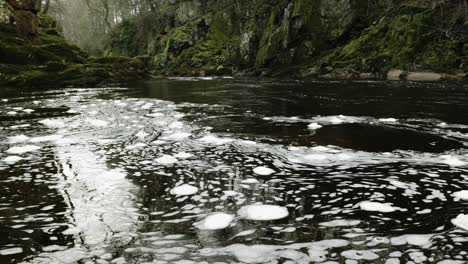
[1,78,468,264]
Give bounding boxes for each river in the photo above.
[1,78,468,264]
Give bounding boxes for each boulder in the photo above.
[387,69,404,80]
[406,72,442,81]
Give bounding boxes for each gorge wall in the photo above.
[107,0,468,79]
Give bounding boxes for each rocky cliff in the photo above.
[0,0,148,88]
[107,0,467,80]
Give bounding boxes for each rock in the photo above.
[405,72,442,81]
[12,10,39,39]
[0,1,13,25]
[6,0,38,13]
[387,69,404,80]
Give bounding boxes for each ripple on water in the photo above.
[1,83,468,264]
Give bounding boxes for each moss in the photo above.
[0,15,147,88]
[108,18,140,57]
[292,0,321,32]
[255,10,280,67]
[319,12,465,73]
[39,14,63,36]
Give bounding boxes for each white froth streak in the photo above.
[25,135,140,263]
[56,142,139,247]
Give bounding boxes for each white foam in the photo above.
[308,123,323,130]
[253,166,275,176]
[87,119,109,127]
[125,143,147,150]
[7,134,30,143]
[170,184,198,196]
[390,234,433,247]
[135,130,149,139]
[238,204,289,221]
[453,190,468,200]
[22,109,34,113]
[311,146,330,152]
[6,111,17,115]
[194,213,235,230]
[341,250,379,260]
[451,214,468,230]
[39,119,66,128]
[169,121,184,129]
[155,155,178,165]
[174,152,193,159]
[162,132,191,141]
[0,247,23,255]
[146,113,164,117]
[440,156,466,167]
[241,178,260,184]
[6,145,41,154]
[379,118,398,123]
[3,156,23,164]
[199,135,234,145]
[232,229,256,238]
[30,134,63,143]
[359,201,404,213]
[304,154,328,161]
[311,115,366,125]
[320,219,360,227]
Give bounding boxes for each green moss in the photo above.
[319,13,463,73]
[292,0,321,32]
[39,14,63,36]
[255,10,279,67]
[0,16,147,88]
[108,18,140,57]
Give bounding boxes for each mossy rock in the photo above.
[320,12,466,74]
[39,14,63,36]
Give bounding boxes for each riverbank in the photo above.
[0,1,148,88]
[104,0,467,82]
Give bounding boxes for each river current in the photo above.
[1,78,468,264]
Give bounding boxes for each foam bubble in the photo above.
[3,156,23,164]
[6,145,41,154]
[194,213,235,230]
[308,123,323,130]
[320,219,361,227]
[155,155,178,165]
[162,132,191,141]
[238,204,289,221]
[39,119,66,128]
[440,156,466,167]
[7,134,30,143]
[199,135,234,145]
[379,118,398,123]
[452,214,468,230]
[0,247,23,255]
[359,201,404,213]
[453,190,468,200]
[174,152,193,159]
[170,184,199,196]
[253,166,275,176]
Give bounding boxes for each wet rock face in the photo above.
[13,9,38,38]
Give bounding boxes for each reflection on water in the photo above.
[0,79,468,263]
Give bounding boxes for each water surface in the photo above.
[1,78,468,263]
